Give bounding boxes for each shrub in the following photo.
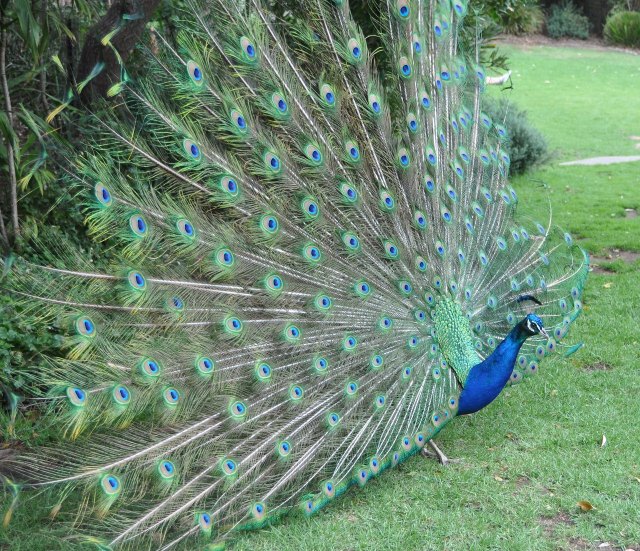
[609,0,640,14]
[604,11,640,48]
[546,1,591,39]
[482,98,549,175]
[475,0,545,35]
[0,290,62,396]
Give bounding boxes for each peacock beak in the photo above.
[539,327,549,339]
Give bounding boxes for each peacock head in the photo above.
[522,313,549,339]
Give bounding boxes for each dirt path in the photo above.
[497,34,640,56]
[560,156,640,166]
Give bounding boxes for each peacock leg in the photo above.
[421,440,459,466]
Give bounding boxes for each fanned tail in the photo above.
[3,0,587,548]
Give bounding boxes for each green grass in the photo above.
[497,44,640,161]
[496,45,640,255]
[2,45,640,551]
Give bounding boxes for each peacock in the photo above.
[1,0,589,548]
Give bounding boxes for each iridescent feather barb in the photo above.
[2,0,587,548]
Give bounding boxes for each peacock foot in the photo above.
[421,440,461,466]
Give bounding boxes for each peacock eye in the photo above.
[240,36,257,61]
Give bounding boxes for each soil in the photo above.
[582,362,614,371]
[590,249,640,274]
[539,511,574,537]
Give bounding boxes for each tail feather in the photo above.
[3,0,587,548]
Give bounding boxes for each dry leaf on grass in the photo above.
[577,500,594,511]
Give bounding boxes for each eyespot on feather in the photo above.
[129,214,148,238]
[230,109,248,133]
[383,239,399,259]
[347,38,363,62]
[66,387,87,407]
[277,440,292,458]
[265,273,284,294]
[289,384,304,401]
[368,93,382,115]
[379,189,395,211]
[94,183,112,206]
[284,324,301,343]
[195,356,215,376]
[259,214,279,235]
[313,356,329,373]
[75,316,96,337]
[197,512,212,534]
[339,182,358,203]
[186,60,203,85]
[223,316,243,335]
[320,83,336,107]
[342,232,360,252]
[176,218,196,239]
[183,139,201,160]
[302,243,322,262]
[271,92,288,115]
[219,175,240,197]
[255,361,272,381]
[314,294,332,312]
[301,196,320,219]
[304,144,323,165]
[354,280,372,297]
[112,385,131,405]
[264,151,282,174]
[398,56,412,78]
[342,335,357,351]
[240,36,258,62]
[344,140,360,162]
[162,387,180,407]
[396,0,410,19]
[157,460,176,480]
[100,474,121,496]
[229,400,247,418]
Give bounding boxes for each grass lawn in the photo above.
[2,44,640,551]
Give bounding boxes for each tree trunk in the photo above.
[76,0,161,102]
[0,20,20,245]
[39,0,50,111]
[541,0,610,35]
[581,0,610,34]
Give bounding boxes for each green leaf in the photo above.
[13,0,42,57]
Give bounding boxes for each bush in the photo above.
[482,98,549,175]
[0,290,62,397]
[609,0,640,14]
[546,1,591,39]
[604,11,640,48]
[475,0,545,35]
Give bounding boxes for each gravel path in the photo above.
[560,156,640,166]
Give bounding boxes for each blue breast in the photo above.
[457,325,527,415]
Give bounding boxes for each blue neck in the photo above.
[457,323,529,415]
